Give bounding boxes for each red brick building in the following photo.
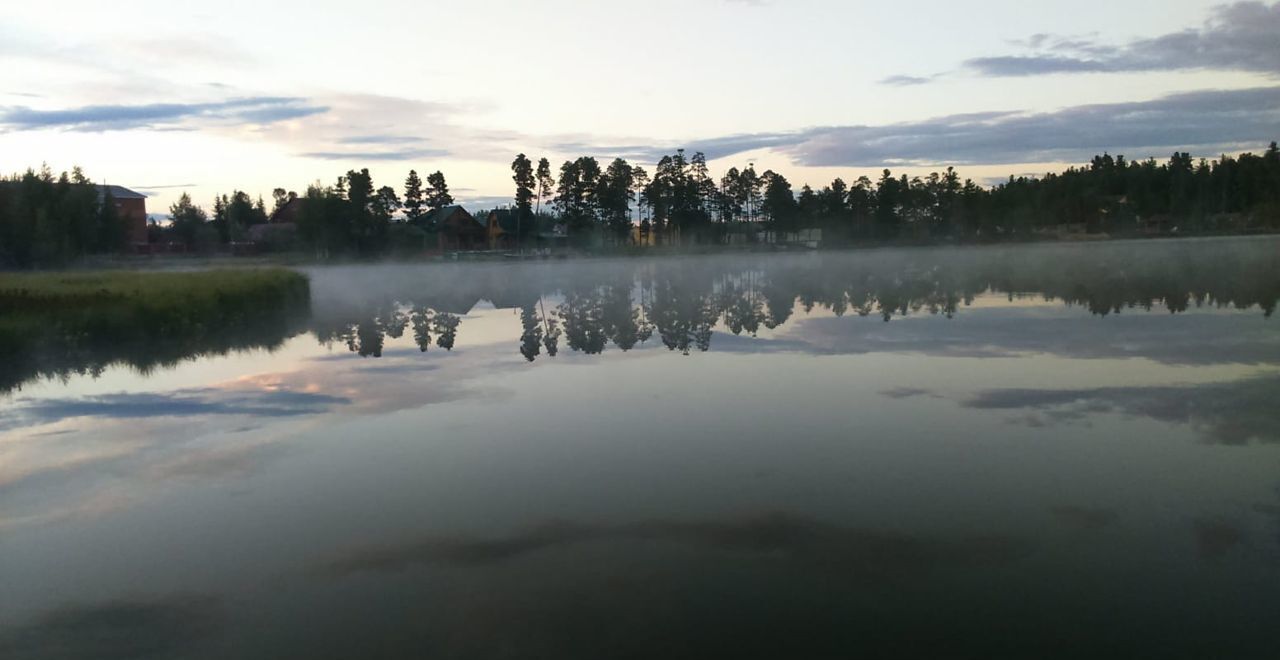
[98,185,148,246]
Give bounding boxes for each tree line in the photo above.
[0,166,131,267]
[3,141,1277,266]
[515,142,1280,245]
[162,168,459,257]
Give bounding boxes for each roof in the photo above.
[98,184,147,201]
[423,205,465,220]
[269,197,302,223]
[421,205,480,230]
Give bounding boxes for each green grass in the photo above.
[0,268,308,310]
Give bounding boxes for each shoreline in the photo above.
[1,228,1271,273]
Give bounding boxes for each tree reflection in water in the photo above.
[309,238,1278,362]
[4,239,1275,392]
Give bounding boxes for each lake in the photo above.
[2,237,1279,659]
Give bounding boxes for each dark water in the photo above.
[2,237,1279,659]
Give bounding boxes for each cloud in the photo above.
[0,594,222,660]
[233,104,327,125]
[0,332,524,532]
[338,135,430,145]
[135,184,198,198]
[794,305,1280,367]
[455,195,520,210]
[553,131,804,162]
[880,387,939,400]
[299,148,451,161]
[299,134,452,160]
[878,74,939,86]
[133,183,198,190]
[0,89,506,163]
[262,93,516,164]
[0,24,256,73]
[612,86,1280,166]
[965,1,1280,78]
[0,388,350,430]
[965,55,1110,76]
[964,374,1280,445]
[0,97,327,132]
[147,440,294,480]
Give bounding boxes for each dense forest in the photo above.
[549,143,1280,244]
[0,166,132,267]
[2,142,1277,266]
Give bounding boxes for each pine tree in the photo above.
[425,171,453,210]
[169,192,208,248]
[511,154,535,242]
[536,158,554,217]
[403,170,425,223]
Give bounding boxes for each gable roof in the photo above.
[421,205,480,230]
[98,184,146,201]
[269,197,302,223]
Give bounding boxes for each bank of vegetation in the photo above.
[0,268,311,392]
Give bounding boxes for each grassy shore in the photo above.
[0,268,311,393]
[0,268,309,310]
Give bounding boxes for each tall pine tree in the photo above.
[511,154,535,242]
[403,170,425,224]
[536,158,554,217]
[425,171,453,210]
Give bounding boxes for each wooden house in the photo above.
[422,205,484,251]
[483,209,524,250]
[268,195,302,225]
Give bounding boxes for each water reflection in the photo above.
[0,388,350,432]
[0,595,223,660]
[0,285,311,394]
[3,239,1276,395]
[310,237,1279,361]
[314,512,1029,577]
[961,374,1280,444]
[3,237,1280,659]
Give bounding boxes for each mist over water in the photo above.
[2,237,1279,659]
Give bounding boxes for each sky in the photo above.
[1,0,1278,214]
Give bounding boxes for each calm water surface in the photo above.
[2,238,1279,659]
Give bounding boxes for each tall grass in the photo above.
[0,268,308,307]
